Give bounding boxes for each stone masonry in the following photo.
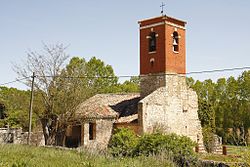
[83,119,114,150]
[139,74,204,148]
[0,128,45,146]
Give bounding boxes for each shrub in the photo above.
[135,133,198,166]
[134,132,169,156]
[109,128,198,166]
[108,128,138,156]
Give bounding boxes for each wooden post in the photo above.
[81,124,84,146]
[195,145,199,153]
[27,72,35,145]
[222,145,227,155]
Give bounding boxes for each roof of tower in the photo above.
[138,15,186,27]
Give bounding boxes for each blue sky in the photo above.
[0,1,250,89]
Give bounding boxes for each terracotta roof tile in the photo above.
[75,93,140,119]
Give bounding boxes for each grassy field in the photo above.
[1,144,250,167]
[0,144,176,167]
[199,145,250,165]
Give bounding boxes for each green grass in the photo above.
[2,144,249,167]
[226,145,250,155]
[199,145,250,165]
[0,144,176,167]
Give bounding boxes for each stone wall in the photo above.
[140,73,187,98]
[139,74,204,149]
[0,128,44,146]
[83,119,114,150]
[0,128,12,144]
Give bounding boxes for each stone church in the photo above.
[65,15,204,151]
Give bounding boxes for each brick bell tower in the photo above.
[138,16,206,152]
[138,15,187,98]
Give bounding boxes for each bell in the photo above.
[173,39,178,46]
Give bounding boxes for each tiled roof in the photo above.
[75,93,140,119]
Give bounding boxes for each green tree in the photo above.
[186,77,195,88]
[119,76,140,93]
[192,79,216,131]
[225,76,242,145]
[214,78,227,140]
[0,87,30,129]
[191,71,250,146]
[86,57,118,94]
[191,79,217,152]
[14,43,79,145]
[238,71,250,145]
[14,44,120,145]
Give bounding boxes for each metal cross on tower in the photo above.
[160,2,166,15]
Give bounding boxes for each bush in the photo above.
[108,128,138,156]
[109,128,198,166]
[135,133,197,166]
[134,132,169,156]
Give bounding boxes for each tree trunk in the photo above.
[40,115,58,145]
[55,123,67,146]
[240,124,247,146]
[232,126,239,146]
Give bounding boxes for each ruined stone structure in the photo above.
[0,128,44,146]
[67,15,204,151]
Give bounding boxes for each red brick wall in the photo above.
[139,16,186,75]
[165,25,186,74]
[140,24,166,74]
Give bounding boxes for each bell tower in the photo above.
[137,16,205,152]
[138,15,187,97]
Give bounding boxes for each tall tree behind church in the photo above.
[189,70,250,146]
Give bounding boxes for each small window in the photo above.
[89,122,96,140]
[150,58,155,68]
[173,31,179,52]
[149,32,156,52]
